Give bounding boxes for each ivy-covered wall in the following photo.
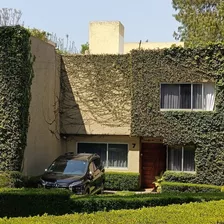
[61,54,131,135]
[0,26,33,171]
[131,45,224,185]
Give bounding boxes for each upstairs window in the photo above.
[160,83,215,111]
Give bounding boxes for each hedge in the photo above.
[0,26,34,171]
[0,172,140,190]
[1,188,224,217]
[162,171,197,183]
[104,172,140,191]
[0,188,71,217]
[161,181,221,193]
[0,172,24,188]
[1,200,224,224]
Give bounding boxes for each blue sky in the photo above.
[1,0,180,51]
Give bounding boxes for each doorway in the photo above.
[140,143,166,188]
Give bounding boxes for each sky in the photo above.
[1,0,180,52]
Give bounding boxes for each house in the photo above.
[21,21,223,188]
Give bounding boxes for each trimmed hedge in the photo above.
[0,188,71,217]
[0,172,24,188]
[1,200,224,224]
[69,192,224,213]
[161,181,221,193]
[1,188,224,217]
[162,171,197,183]
[104,172,140,191]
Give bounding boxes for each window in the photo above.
[160,83,215,111]
[167,145,195,172]
[77,143,128,168]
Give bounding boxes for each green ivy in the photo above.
[131,44,224,185]
[0,26,34,171]
[61,44,224,185]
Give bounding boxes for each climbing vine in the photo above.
[131,44,224,185]
[61,43,224,185]
[60,54,131,134]
[0,26,34,171]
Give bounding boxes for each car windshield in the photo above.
[47,159,88,175]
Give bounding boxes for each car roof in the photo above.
[56,152,99,161]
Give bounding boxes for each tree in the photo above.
[28,28,50,41]
[80,42,89,54]
[0,8,23,26]
[172,0,224,47]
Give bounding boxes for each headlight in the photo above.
[69,181,83,189]
[40,178,47,186]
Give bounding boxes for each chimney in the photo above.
[89,21,124,54]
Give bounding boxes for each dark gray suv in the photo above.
[40,153,105,194]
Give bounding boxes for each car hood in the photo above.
[41,172,84,184]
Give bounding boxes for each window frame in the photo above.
[166,145,195,173]
[76,142,129,169]
[160,83,214,111]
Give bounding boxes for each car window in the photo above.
[48,159,88,176]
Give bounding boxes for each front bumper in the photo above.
[41,181,85,194]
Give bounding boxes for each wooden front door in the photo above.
[141,143,166,188]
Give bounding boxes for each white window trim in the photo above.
[166,145,195,172]
[76,141,129,169]
[160,83,214,111]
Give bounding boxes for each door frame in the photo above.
[139,137,166,188]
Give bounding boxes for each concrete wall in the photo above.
[62,135,140,173]
[124,42,184,53]
[89,21,124,54]
[23,37,62,176]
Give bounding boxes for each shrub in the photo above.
[0,172,25,188]
[1,200,224,223]
[1,188,224,217]
[161,181,221,193]
[0,188,71,217]
[105,172,140,191]
[69,192,224,213]
[162,171,197,183]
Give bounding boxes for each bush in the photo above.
[162,171,197,183]
[69,192,224,213]
[0,188,71,217]
[1,188,224,217]
[1,200,224,223]
[0,172,25,188]
[161,181,221,193]
[105,172,140,191]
